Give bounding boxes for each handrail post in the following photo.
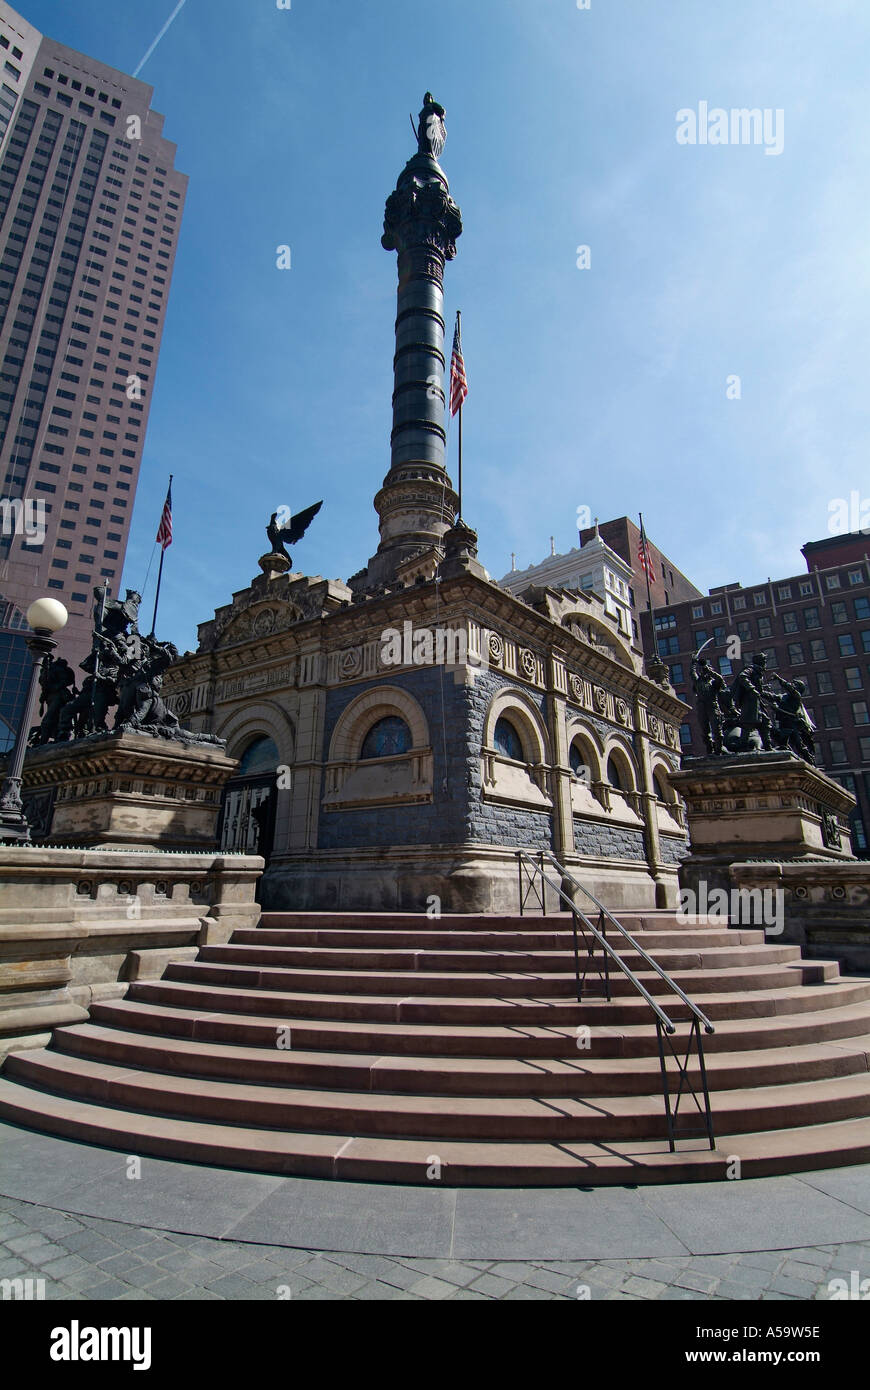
[518,853,524,917]
[571,907,582,1002]
[656,1018,676,1153]
[540,850,546,915]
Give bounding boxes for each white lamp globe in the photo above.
[26,597,68,634]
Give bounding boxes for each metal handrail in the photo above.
[517,849,677,1031]
[516,848,716,1150]
[537,849,715,1036]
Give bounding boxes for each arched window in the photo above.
[569,741,587,777]
[494,716,524,762]
[237,735,280,778]
[653,773,668,801]
[606,755,624,790]
[360,715,412,760]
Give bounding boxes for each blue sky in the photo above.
[20,0,870,652]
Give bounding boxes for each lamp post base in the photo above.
[0,775,31,844]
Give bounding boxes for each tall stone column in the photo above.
[361,94,463,592]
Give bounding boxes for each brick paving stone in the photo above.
[292,1256,342,1283]
[769,1275,822,1298]
[714,1279,768,1300]
[780,1259,831,1282]
[490,1261,545,1281]
[200,1245,263,1271]
[57,1232,120,1261]
[232,1259,292,1286]
[405,1260,479,1287]
[139,1274,198,1299]
[657,1287,708,1300]
[467,1272,517,1299]
[40,1254,89,1279]
[106,1264,168,1291]
[725,1264,771,1288]
[687,1256,739,1275]
[578,1264,627,1288]
[5,1234,51,1255]
[364,1261,420,1291]
[199,1272,266,1300]
[313,1263,369,1295]
[736,1252,784,1272]
[25,1243,73,1267]
[406,1275,458,1300]
[97,1251,155,1277]
[625,1260,689,1284]
[0,1257,39,1278]
[80,1277,135,1300]
[446,1288,492,1300]
[786,1247,834,1266]
[153,1250,223,1279]
[354,1279,428,1300]
[174,1288,224,1300]
[504,1283,561,1300]
[324,1253,404,1281]
[620,1275,670,1299]
[674,1271,719,1294]
[293,1285,350,1300]
[518,1268,578,1295]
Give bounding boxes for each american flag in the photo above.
[449,313,468,417]
[637,529,656,582]
[156,479,173,550]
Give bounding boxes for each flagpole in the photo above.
[150,548,165,637]
[150,474,172,636]
[456,310,463,522]
[639,512,655,619]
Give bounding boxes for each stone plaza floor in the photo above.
[2,1121,870,1301]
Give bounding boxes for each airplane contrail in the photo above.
[133,0,188,78]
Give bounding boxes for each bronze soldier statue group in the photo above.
[691,646,816,762]
[29,583,219,749]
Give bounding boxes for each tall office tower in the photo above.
[0,4,187,747]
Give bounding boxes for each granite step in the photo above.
[195,941,798,974]
[52,1020,870,1097]
[7,1047,870,1142]
[232,926,767,952]
[126,973,870,1027]
[2,1072,869,1184]
[163,957,839,1000]
[92,993,870,1060]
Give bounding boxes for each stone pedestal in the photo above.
[11,732,238,851]
[668,751,855,900]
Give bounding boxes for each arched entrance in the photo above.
[218,735,280,861]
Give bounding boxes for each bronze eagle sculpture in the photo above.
[266,501,323,564]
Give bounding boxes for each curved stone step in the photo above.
[52,1020,870,1098]
[94,993,870,1060]
[1,1074,870,1184]
[7,1048,870,1142]
[195,941,801,974]
[232,927,767,952]
[127,974,870,1027]
[164,958,836,1001]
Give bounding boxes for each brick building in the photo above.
[641,532,870,855]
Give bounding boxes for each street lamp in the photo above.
[0,597,68,844]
